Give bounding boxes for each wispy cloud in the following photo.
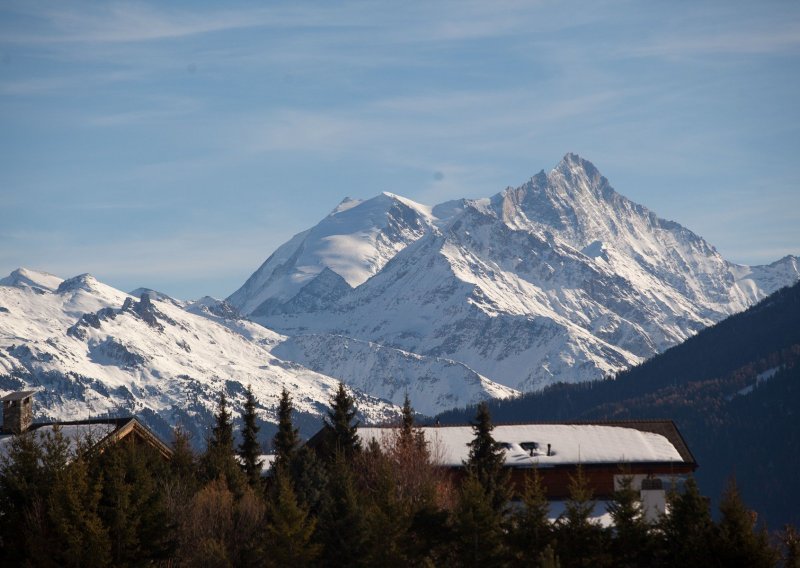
[85,95,203,127]
[633,24,800,58]
[1,2,274,44]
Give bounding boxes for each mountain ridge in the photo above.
[230,153,799,405]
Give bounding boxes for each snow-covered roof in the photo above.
[359,422,689,468]
[0,421,118,461]
[1,390,36,401]
[0,417,173,462]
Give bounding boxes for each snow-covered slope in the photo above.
[272,334,518,416]
[227,192,436,316]
[232,154,800,396]
[0,269,397,443]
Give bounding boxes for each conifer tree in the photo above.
[322,382,361,460]
[509,468,552,561]
[202,390,246,492]
[556,465,609,567]
[288,445,329,514]
[715,477,778,567]
[452,472,507,567]
[211,390,234,452]
[316,453,368,567]
[398,394,415,448]
[607,474,652,567]
[265,468,320,567]
[0,430,46,562]
[170,426,197,486]
[358,439,409,567]
[41,423,72,476]
[93,440,171,565]
[41,456,111,568]
[273,387,300,472]
[464,401,511,512]
[238,385,263,486]
[660,476,717,567]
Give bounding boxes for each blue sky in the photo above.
[1,1,799,300]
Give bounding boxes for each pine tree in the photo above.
[93,439,172,565]
[607,474,653,567]
[239,385,262,486]
[322,382,361,460]
[316,453,369,567]
[452,472,507,567]
[358,440,409,567]
[202,390,246,493]
[211,390,234,452]
[555,465,610,567]
[169,425,197,487]
[398,394,415,449]
[464,401,511,512]
[273,387,300,472]
[40,456,111,568]
[0,430,46,562]
[288,445,329,514]
[716,477,779,567]
[509,469,552,561]
[660,476,717,567]
[265,468,320,567]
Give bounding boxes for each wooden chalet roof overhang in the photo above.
[29,417,174,460]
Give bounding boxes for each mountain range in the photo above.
[0,269,396,443]
[229,153,798,409]
[2,153,798,441]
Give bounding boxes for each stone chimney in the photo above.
[1,391,35,434]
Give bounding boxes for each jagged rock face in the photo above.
[0,269,398,442]
[232,154,800,396]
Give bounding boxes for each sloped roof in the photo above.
[359,420,695,468]
[1,390,36,402]
[0,417,172,461]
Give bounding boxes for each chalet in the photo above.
[0,390,172,460]
[359,420,698,522]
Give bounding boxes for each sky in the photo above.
[1,0,799,300]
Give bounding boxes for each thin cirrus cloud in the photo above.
[631,25,800,58]
[1,3,277,44]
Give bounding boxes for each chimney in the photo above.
[1,391,35,434]
[547,443,551,456]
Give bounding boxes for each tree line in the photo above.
[1,384,797,567]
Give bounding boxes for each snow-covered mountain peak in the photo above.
[331,196,363,215]
[554,152,601,179]
[129,287,178,304]
[0,267,63,292]
[55,273,102,295]
[228,190,437,315]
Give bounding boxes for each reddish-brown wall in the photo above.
[448,463,696,499]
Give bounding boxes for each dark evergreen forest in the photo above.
[1,386,796,567]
